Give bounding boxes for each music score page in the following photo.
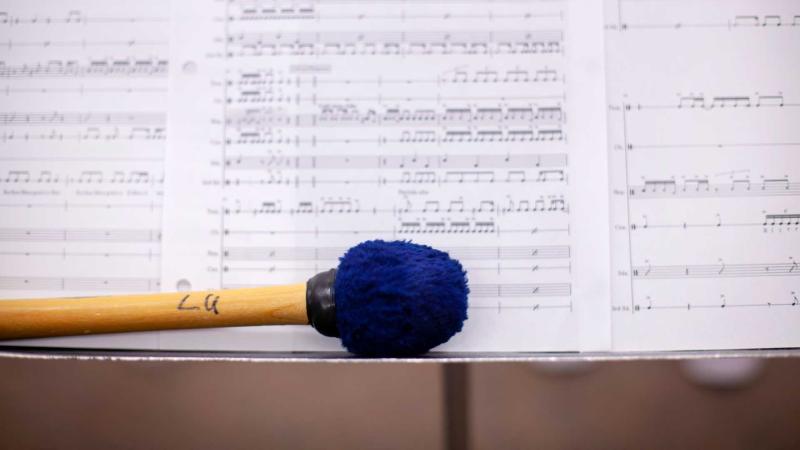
[161,0,611,352]
[605,0,800,351]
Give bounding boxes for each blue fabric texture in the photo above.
[334,240,469,356]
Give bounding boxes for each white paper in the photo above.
[0,0,168,348]
[604,0,800,350]
[161,0,611,351]
[7,0,795,355]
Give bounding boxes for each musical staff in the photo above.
[1,86,166,95]
[235,67,562,86]
[222,195,569,217]
[633,260,799,279]
[0,127,165,141]
[225,152,567,170]
[629,212,800,231]
[222,245,570,261]
[0,201,162,210]
[0,59,168,78]
[627,141,800,151]
[0,250,159,259]
[470,283,572,297]
[471,302,572,312]
[0,228,160,243]
[223,168,567,187]
[629,178,800,198]
[226,104,563,128]
[229,127,565,145]
[228,30,563,56]
[626,92,795,110]
[221,282,570,298]
[232,93,562,105]
[224,262,570,275]
[0,112,164,126]
[229,8,560,23]
[0,276,160,292]
[1,169,164,186]
[224,225,569,237]
[614,5,800,32]
[0,11,167,25]
[631,291,800,311]
[1,39,167,49]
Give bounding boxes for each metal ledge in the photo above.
[2,347,800,363]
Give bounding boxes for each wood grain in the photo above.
[0,284,308,340]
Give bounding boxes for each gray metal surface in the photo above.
[2,347,800,363]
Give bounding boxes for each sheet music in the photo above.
[162,0,610,351]
[605,0,800,350]
[0,0,168,348]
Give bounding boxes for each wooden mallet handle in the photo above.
[0,284,308,340]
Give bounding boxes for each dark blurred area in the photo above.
[2,358,800,449]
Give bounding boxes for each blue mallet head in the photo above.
[306,240,469,356]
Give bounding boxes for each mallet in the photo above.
[0,240,469,356]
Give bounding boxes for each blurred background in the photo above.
[2,358,800,449]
